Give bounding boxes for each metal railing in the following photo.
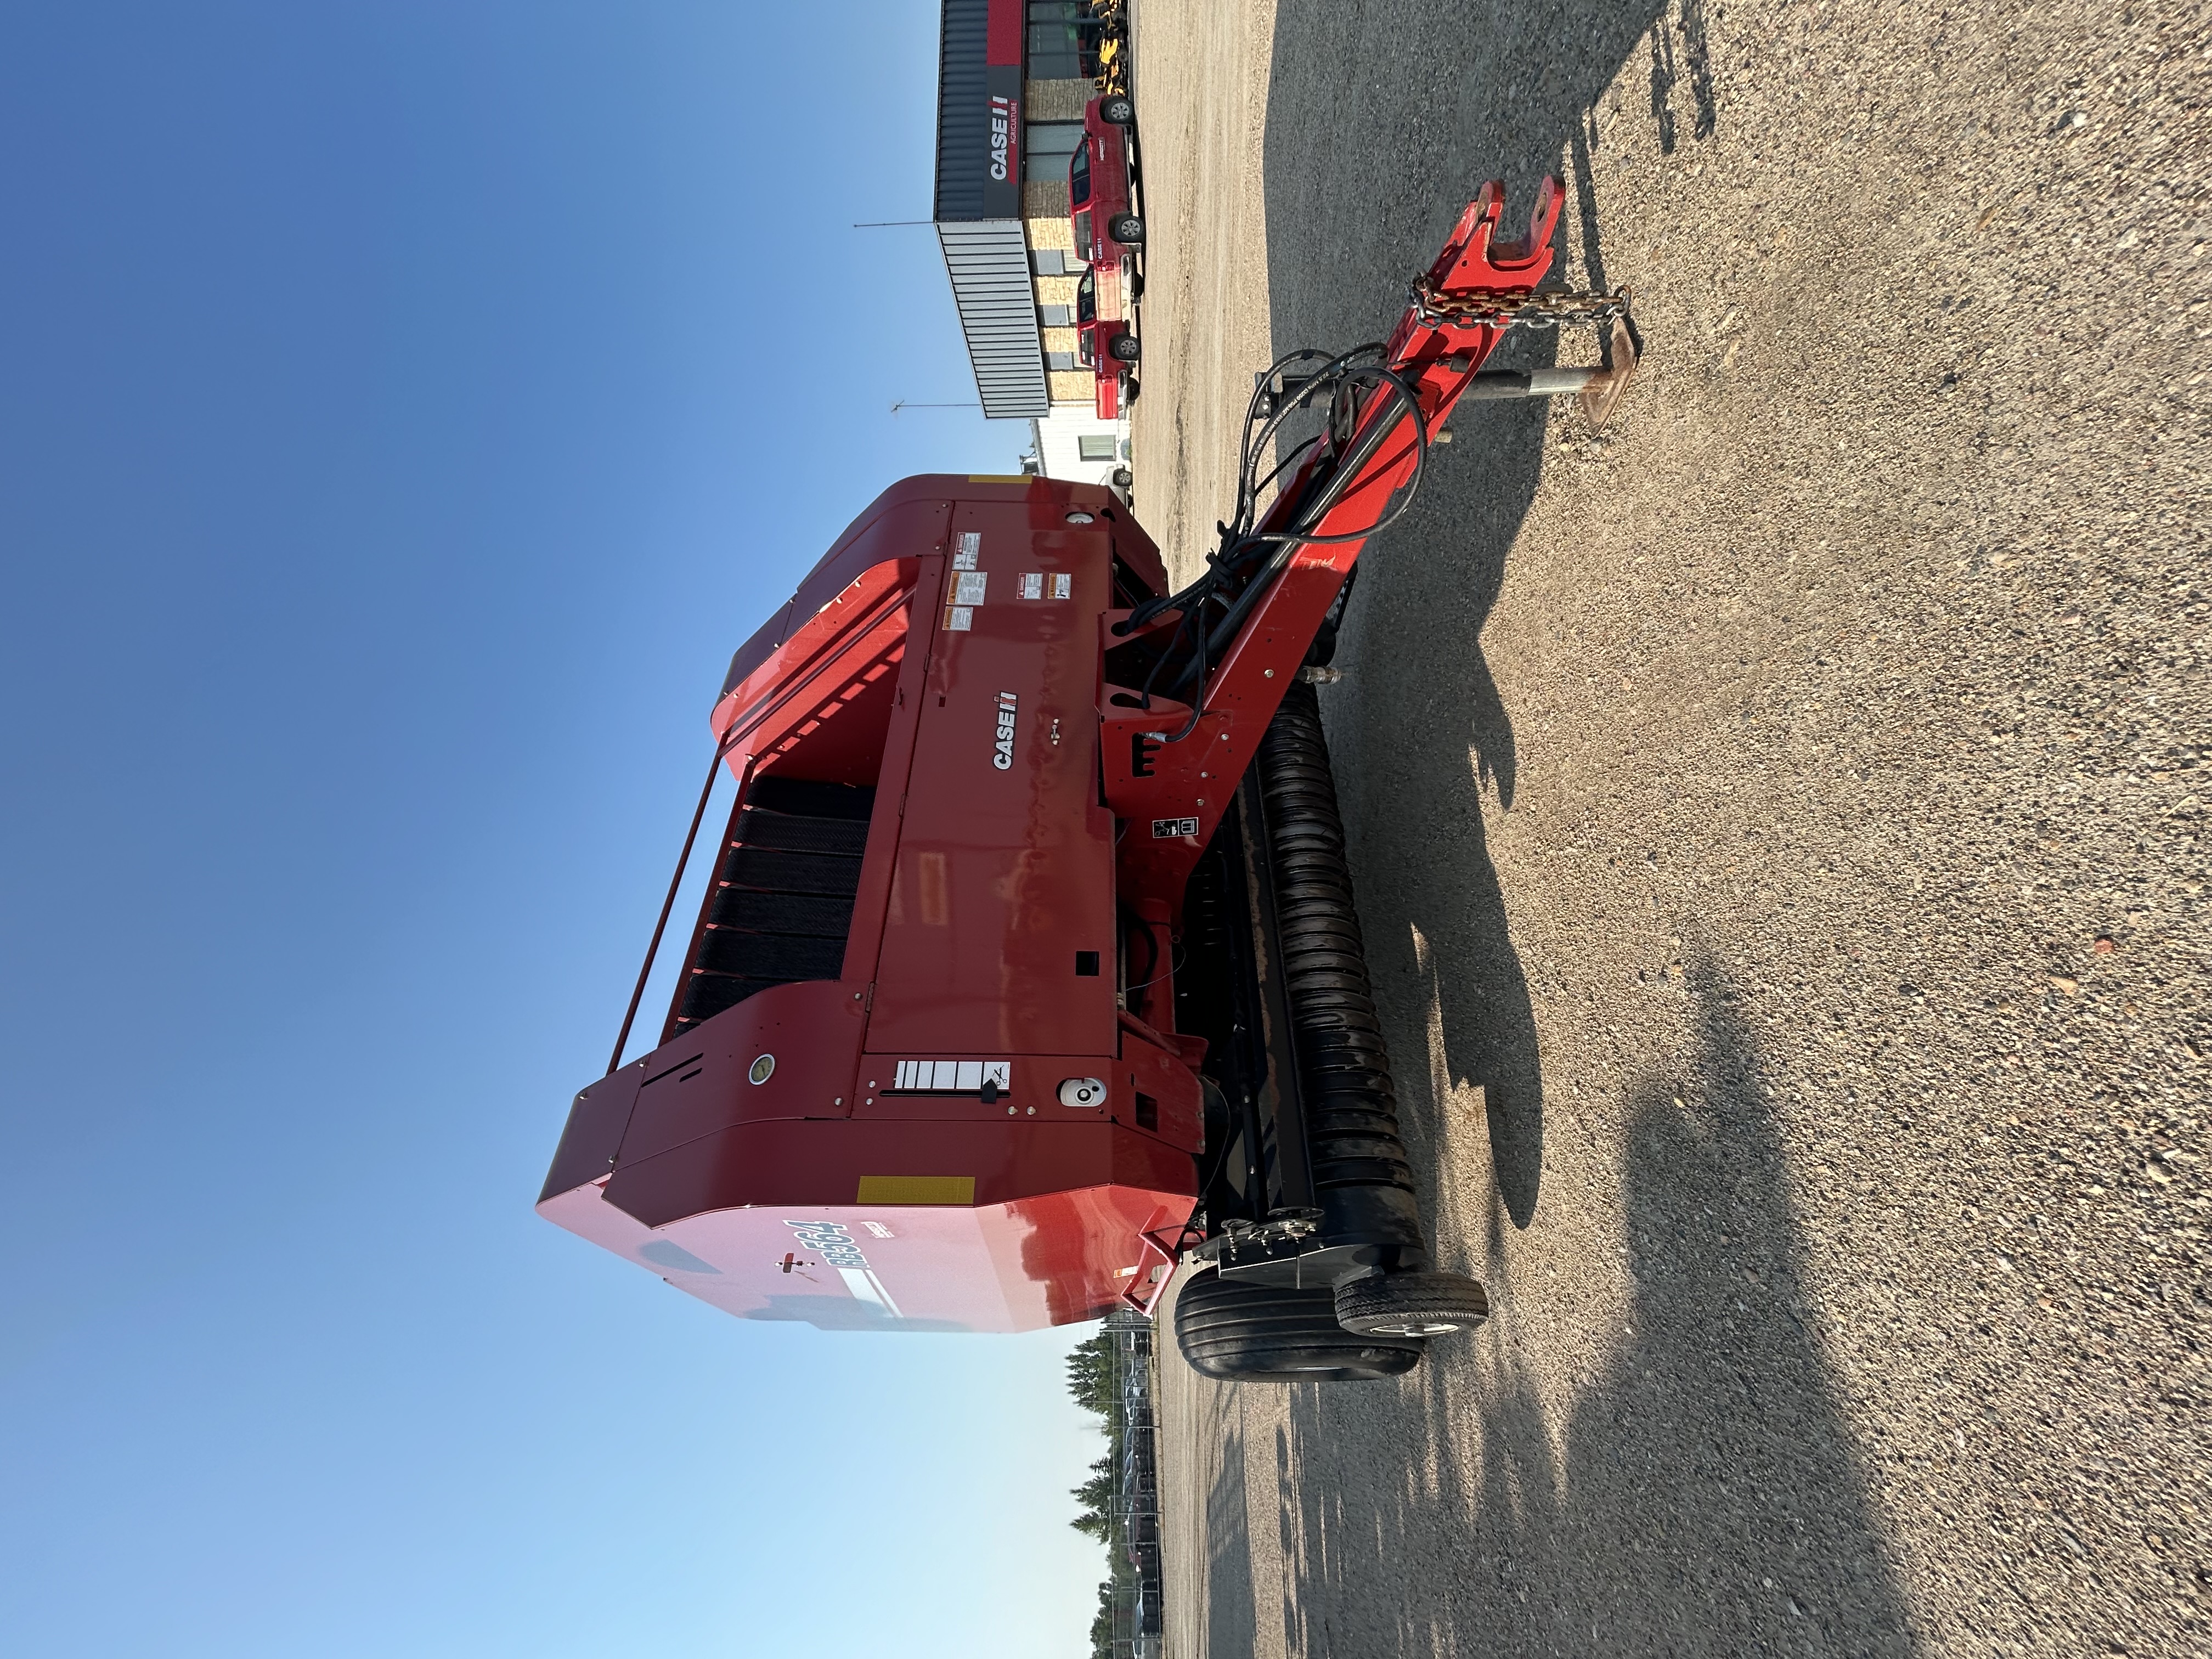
[1098,1308,1163,1659]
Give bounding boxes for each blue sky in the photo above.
[0,5,1108,1654]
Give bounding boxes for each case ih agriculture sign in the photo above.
[980,1,1020,217]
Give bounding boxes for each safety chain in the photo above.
[1408,276,1634,331]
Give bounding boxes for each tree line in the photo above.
[1065,1327,1131,1659]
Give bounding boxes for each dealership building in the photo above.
[933,0,1128,481]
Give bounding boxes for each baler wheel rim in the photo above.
[1333,1269,1492,1337]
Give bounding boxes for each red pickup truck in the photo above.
[1075,267,1138,419]
[1069,96,1141,268]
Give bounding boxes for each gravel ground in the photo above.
[1131,2,2209,1655]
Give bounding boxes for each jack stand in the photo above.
[1447,317,1639,431]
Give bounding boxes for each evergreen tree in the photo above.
[1087,1575,1118,1659]
[1064,1330,1116,1418]
[1069,1453,1114,1539]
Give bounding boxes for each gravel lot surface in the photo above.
[1130,3,2209,1655]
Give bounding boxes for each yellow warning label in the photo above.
[857,1175,977,1206]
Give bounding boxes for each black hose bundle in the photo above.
[1113,344,1433,741]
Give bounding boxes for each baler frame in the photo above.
[543,177,1635,1376]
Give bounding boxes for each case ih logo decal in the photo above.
[988,94,1017,182]
[992,691,1018,769]
[978,65,1022,216]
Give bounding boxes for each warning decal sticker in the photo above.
[1151,817,1200,838]
[889,1059,1012,1093]
[952,532,980,570]
[943,568,986,633]
[1018,572,1073,600]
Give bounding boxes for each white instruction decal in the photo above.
[1051,572,1072,600]
[953,571,988,606]
[1019,572,1044,600]
[891,1059,1013,1093]
[952,532,980,570]
[1152,817,1200,838]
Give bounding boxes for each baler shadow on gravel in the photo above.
[539,180,1635,1380]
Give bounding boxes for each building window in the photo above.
[1031,248,1066,276]
[1046,352,1077,373]
[1039,304,1074,328]
[1024,121,1083,184]
[1078,435,1118,461]
[1026,2,1090,79]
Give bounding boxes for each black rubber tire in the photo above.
[1120,375,1139,404]
[1175,1269,1422,1381]
[1109,332,1141,363]
[1109,214,1144,245]
[1111,465,1133,489]
[1101,95,1135,126]
[1333,1269,1491,1337]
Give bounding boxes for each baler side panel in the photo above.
[613,980,868,1169]
[839,563,945,986]
[600,1116,1193,1228]
[865,499,1118,1058]
[714,554,926,778]
[540,1176,1195,1334]
[715,481,960,707]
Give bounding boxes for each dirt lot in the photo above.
[1130,2,2208,1655]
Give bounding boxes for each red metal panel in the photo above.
[541,1174,1190,1333]
[713,483,952,723]
[615,980,867,1166]
[599,1115,1193,1227]
[1102,497,1167,597]
[985,0,1022,64]
[846,1042,1201,1157]
[839,567,943,984]
[539,1064,644,1203]
[715,558,919,775]
[864,498,1118,1057]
